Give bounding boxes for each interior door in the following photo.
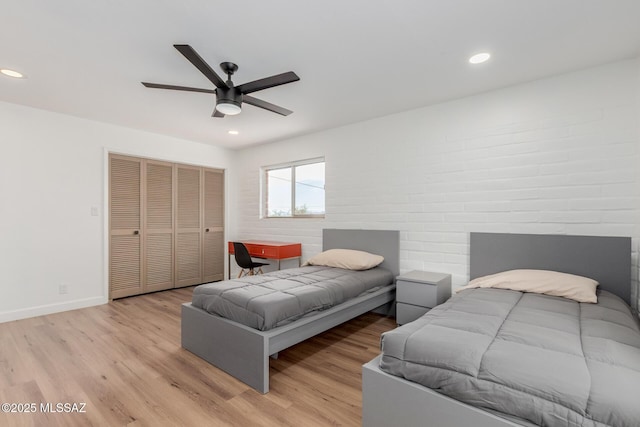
[175,165,202,287]
[202,168,224,283]
[144,160,175,292]
[109,154,143,298]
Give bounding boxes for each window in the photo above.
[264,158,325,218]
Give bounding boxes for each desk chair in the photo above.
[233,242,269,278]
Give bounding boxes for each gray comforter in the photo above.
[192,265,393,331]
[380,288,640,427]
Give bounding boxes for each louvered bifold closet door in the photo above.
[144,160,174,292]
[109,155,143,299]
[175,165,203,287]
[202,168,224,283]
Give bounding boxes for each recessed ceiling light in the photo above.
[228,130,239,135]
[1,68,25,78]
[469,53,491,64]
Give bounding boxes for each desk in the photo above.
[228,241,302,279]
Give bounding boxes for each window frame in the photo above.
[262,157,325,219]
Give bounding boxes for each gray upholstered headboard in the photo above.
[323,229,400,277]
[469,232,632,304]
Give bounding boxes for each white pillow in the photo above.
[458,269,599,303]
[304,249,384,271]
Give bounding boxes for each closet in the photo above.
[109,154,224,299]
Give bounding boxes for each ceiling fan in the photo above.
[142,44,300,117]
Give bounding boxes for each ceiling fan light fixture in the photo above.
[216,102,241,115]
[215,86,242,115]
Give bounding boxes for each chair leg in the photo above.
[237,268,262,278]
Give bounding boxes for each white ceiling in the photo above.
[1,1,640,149]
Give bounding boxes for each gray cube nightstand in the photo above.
[396,271,451,325]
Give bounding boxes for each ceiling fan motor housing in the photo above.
[216,86,243,109]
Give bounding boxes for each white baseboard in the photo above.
[0,296,108,323]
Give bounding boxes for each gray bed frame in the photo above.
[182,229,399,394]
[363,232,632,427]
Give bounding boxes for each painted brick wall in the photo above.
[233,58,640,310]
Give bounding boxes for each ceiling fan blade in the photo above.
[142,82,216,94]
[173,44,229,89]
[236,71,300,95]
[212,109,225,118]
[243,95,293,116]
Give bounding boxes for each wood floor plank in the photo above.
[0,287,396,426]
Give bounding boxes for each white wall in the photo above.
[0,102,236,322]
[234,58,640,310]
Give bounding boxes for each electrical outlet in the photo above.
[59,284,69,295]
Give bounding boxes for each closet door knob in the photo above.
[133,230,139,235]
[206,228,210,232]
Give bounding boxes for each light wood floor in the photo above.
[0,287,396,426]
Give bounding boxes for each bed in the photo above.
[182,228,399,393]
[362,232,637,427]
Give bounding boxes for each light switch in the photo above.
[91,206,99,216]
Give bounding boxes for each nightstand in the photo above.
[396,270,451,325]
